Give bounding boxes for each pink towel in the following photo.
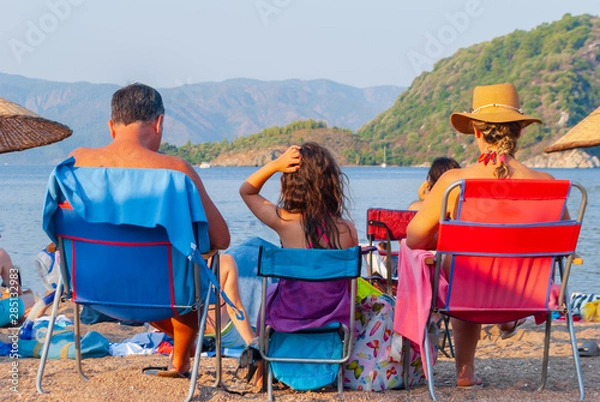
[393,240,446,379]
[393,240,559,380]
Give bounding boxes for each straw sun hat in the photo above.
[450,83,542,134]
[0,97,72,154]
[544,105,600,153]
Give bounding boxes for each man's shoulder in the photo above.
[154,153,195,173]
[69,147,105,166]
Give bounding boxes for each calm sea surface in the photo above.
[0,165,598,296]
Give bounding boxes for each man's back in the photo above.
[69,83,230,250]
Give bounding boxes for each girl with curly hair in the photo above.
[240,142,358,330]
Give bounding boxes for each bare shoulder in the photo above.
[158,153,196,175]
[338,218,359,247]
[532,170,555,180]
[68,147,104,166]
[158,154,207,189]
[69,147,90,159]
[431,168,466,192]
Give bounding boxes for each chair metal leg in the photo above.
[36,279,63,394]
[423,324,438,401]
[267,362,274,402]
[73,303,88,381]
[537,313,551,392]
[565,302,585,400]
[185,277,214,402]
[337,364,343,395]
[445,317,455,358]
[212,256,222,388]
[438,316,455,358]
[402,337,411,390]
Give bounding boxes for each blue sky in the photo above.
[0,0,597,88]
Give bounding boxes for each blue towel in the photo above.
[125,331,172,348]
[0,341,12,356]
[225,237,278,326]
[19,330,110,359]
[42,157,242,319]
[43,157,210,256]
[18,318,109,359]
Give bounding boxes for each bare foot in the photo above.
[251,360,264,392]
[456,364,483,388]
[167,351,191,374]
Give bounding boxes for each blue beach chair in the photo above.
[256,242,362,401]
[36,157,236,402]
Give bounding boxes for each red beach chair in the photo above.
[421,179,587,401]
[366,208,417,294]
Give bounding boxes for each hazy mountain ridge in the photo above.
[0,73,402,164]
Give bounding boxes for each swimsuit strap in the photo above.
[306,222,333,249]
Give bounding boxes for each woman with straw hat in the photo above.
[406,83,558,388]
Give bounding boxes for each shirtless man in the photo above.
[407,83,557,388]
[70,83,256,379]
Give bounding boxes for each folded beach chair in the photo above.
[366,208,417,294]
[256,242,362,401]
[36,157,235,402]
[421,179,587,401]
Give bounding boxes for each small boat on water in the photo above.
[381,146,387,168]
[198,162,210,169]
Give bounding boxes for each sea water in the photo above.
[0,164,598,296]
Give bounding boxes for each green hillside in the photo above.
[160,119,369,165]
[359,13,600,166]
[162,14,600,167]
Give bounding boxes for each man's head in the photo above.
[110,83,165,126]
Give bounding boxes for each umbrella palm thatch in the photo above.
[0,97,72,154]
[545,106,600,153]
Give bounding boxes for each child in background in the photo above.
[408,157,461,210]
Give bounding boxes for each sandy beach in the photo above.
[1,311,599,402]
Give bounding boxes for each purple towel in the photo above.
[265,278,350,332]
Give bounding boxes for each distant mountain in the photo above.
[358,13,600,166]
[0,73,403,164]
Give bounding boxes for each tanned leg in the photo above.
[152,312,198,374]
[451,318,483,387]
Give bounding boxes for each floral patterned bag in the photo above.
[344,293,438,391]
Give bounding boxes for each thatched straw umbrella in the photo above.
[0,97,72,154]
[545,106,600,153]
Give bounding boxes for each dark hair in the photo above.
[111,83,165,125]
[278,142,351,249]
[427,157,461,190]
[472,120,521,178]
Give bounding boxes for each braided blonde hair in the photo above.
[472,120,521,179]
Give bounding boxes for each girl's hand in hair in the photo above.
[276,145,301,173]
